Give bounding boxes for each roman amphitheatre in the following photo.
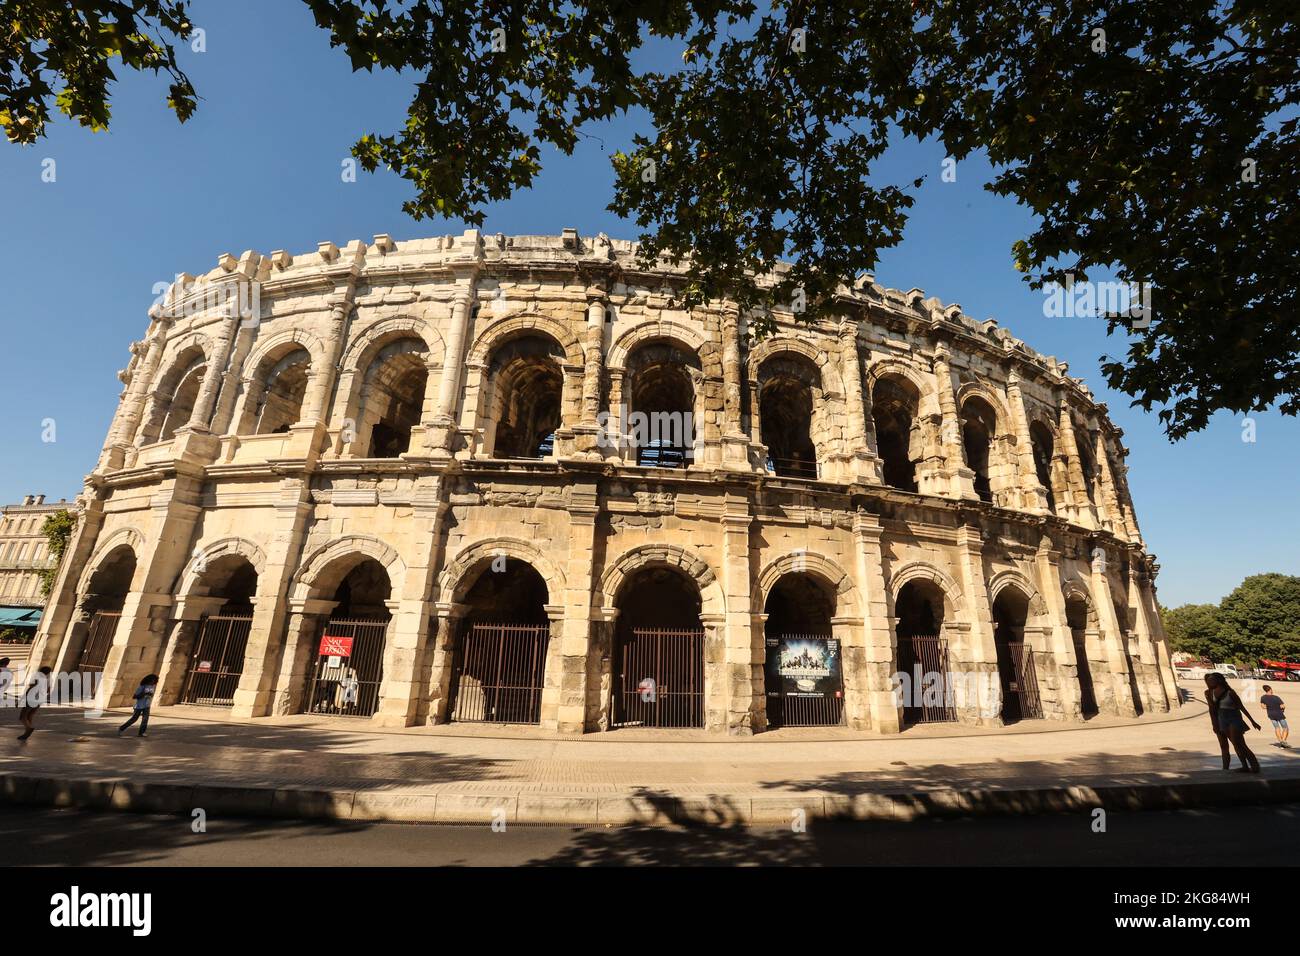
[31,229,1178,736]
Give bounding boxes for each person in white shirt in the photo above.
[0,657,12,704]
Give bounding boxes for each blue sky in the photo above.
[0,0,1295,607]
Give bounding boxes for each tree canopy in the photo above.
[6,0,1297,439]
[1163,574,1300,665]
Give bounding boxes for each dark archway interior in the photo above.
[895,580,944,639]
[255,350,311,434]
[330,558,393,619]
[461,559,549,625]
[895,580,949,726]
[764,572,839,728]
[613,565,705,729]
[872,377,919,492]
[195,555,258,613]
[616,565,702,628]
[627,342,697,467]
[366,348,427,458]
[1075,430,1098,503]
[765,573,835,635]
[160,361,207,441]
[961,397,997,503]
[992,587,1030,722]
[491,337,564,459]
[760,376,817,478]
[86,548,137,612]
[1030,421,1056,513]
[1066,596,1099,717]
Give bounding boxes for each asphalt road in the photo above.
[5,801,1298,866]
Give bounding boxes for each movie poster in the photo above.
[765,636,844,699]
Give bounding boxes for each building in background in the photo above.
[0,494,65,641]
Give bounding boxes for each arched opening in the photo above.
[759,355,819,479]
[178,555,258,707]
[627,341,698,468]
[1075,428,1098,506]
[158,356,208,442]
[992,586,1042,723]
[872,376,920,492]
[449,559,551,724]
[488,336,565,459]
[76,546,137,678]
[247,348,312,435]
[1065,596,1099,717]
[360,338,428,458]
[894,579,955,725]
[612,565,705,729]
[305,558,393,717]
[1030,421,1057,513]
[961,396,997,504]
[763,573,843,728]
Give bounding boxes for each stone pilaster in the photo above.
[271,601,335,715]
[1088,541,1139,717]
[1032,535,1084,720]
[552,484,600,732]
[929,344,978,499]
[301,289,357,426]
[1056,404,1098,528]
[720,493,759,734]
[572,296,606,458]
[953,519,1000,724]
[839,320,883,483]
[850,509,899,732]
[1005,368,1050,513]
[427,282,478,455]
[1126,558,1171,713]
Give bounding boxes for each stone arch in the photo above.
[988,568,1049,620]
[291,534,407,602]
[754,551,860,618]
[77,527,145,596]
[865,356,935,401]
[887,561,964,618]
[955,381,1012,434]
[609,319,720,376]
[341,315,445,374]
[176,537,268,598]
[748,337,840,393]
[141,337,213,444]
[598,543,725,617]
[243,327,328,379]
[437,537,566,605]
[467,312,583,368]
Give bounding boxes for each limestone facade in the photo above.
[32,231,1180,734]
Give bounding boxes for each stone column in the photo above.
[720,311,752,470]
[1088,542,1139,717]
[555,483,600,732]
[604,368,628,462]
[953,519,1000,724]
[209,317,259,436]
[1032,535,1085,721]
[1005,368,1050,513]
[1056,404,1097,528]
[300,291,356,426]
[186,307,240,432]
[839,320,883,483]
[428,285,477,455]
[851,510,899,732]
[271,601,334,715]
[572,296,606,458]
[424,601,467,723]
[1126,559,1171,713]
[931,344,977,499]
[1093,431,1125,536]
[720,494,758,734]
[230,480,313,718]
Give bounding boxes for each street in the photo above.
[5,801,1297,866]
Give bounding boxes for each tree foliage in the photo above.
[37,508,76,598]
[0,0,195,143]
[1163,574,1300,664]
[7,1,1298,439]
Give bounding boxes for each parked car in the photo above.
[1260,658,1300,682]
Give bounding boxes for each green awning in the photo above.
[0,607,41,627]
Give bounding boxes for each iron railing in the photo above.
[897,634,958,723]
[305,617,389,718]
[765,632,844,728]
[766,455,818,479]
[179,614,253,707]
[450,622,550,723]
[77,610,120,678]
[613,626,705,729]
[1005,641,1044,720]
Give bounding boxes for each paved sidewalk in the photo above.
[2,682,1297,825]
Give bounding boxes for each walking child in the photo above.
[1259,684,1289,748]
[117,674,159,737]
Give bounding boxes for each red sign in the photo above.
[318,634,354,658]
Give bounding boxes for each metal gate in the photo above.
[305,617,388,718]
[450,622,550,723]
[1005,642,1044,720]
[179,614,252,706]
[765,633,844,728]
[897,635,957,723]
[1073,632,1098,715]
[77,611,120,677]
[613,627,705,729]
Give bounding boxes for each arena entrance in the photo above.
[763,573,844,728]
[894,580,956,724]
[178,556,258,707]
[612,566,705,729]
[449,559,550,724]
[992,587,1043,723]
[305,559,391,717]
[76,546,136,678]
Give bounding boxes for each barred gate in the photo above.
[77,611,120,677]
[613,627,705,729]
[179,614,252,707]
[450,622,550,724]
[305,617,388,718]
[897,635,957,723]
[1006,642,1044,720]
[765,633,844,728]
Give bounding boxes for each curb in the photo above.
[3,771,1298,826]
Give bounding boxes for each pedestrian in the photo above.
[0,657,12,704]
[117,674,159,737]
[1259,684,1289,748]
[1204,672,1262,773]
[16,666,53,742]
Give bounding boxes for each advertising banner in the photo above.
[765,636,843,699]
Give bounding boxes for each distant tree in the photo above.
[1162,603,1230,663]
[1217,573,1300,662]
[38,508,76,598]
